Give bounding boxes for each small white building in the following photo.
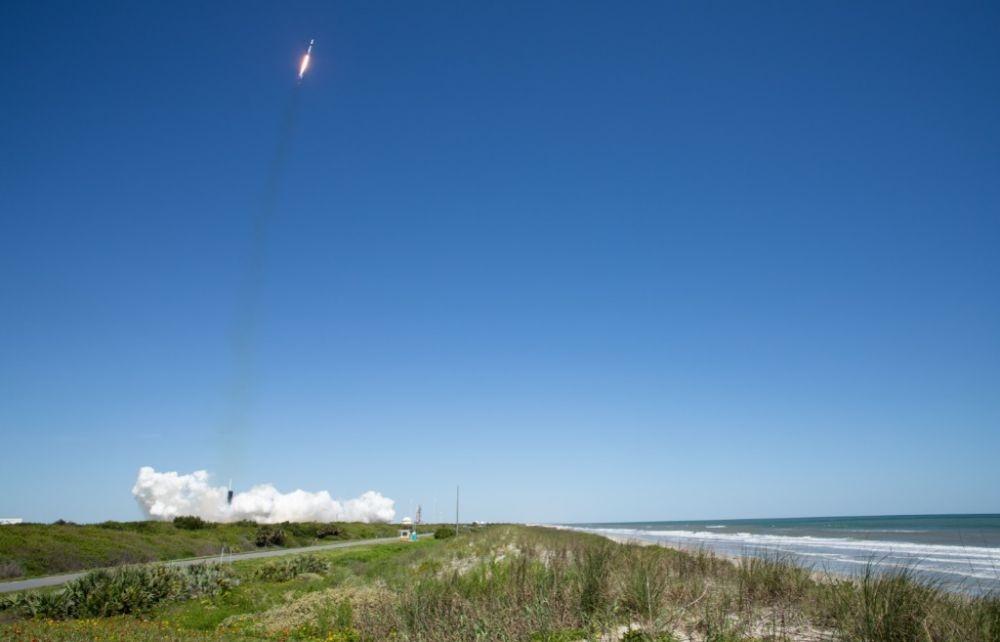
[398,516,416,541]
[0,518,23,525]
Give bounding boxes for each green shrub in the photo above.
[434,526,456,540]
[283,521,319,539]
[0,588,69,618]
[172,515,211,530]
[0,562,233,619]
[0,560,23,579]
[254,526,286,547]
[180,562,237,596]
[318,524,343,539]
[94,521,156,533]
[253,555,331,582]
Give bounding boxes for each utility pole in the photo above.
[455,485,460,535]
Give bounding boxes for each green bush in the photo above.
[283,521,318,539]
[254,526,286,547]
[181,562,237,596]
[0,563,233,619]
[0,560,23,579]
[434,526,456,539]
[172,515,211,530]
[318,524,343,539]
[253,554,331,582]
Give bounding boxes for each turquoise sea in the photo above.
[566,514,1000,594]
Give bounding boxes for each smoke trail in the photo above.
[132,467,396,524]
[221,87,302,473]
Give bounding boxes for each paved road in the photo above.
[0,536,404,594]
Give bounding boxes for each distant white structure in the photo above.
[0,518,23,525]
[398,516,416,541]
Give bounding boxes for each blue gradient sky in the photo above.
[1,2,998,523]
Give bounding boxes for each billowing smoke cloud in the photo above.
[132,467,395,524]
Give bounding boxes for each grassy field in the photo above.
[0,520,407,579]
[1,525,998,641]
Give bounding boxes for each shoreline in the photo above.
[546,524,1000,595]
[589,530,848,586]
[4,525,999,641]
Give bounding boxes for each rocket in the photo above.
[227,479,234,506]
[298,39,315,80]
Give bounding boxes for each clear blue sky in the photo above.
[1,1,998,524]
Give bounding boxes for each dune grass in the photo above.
[2,525,998,641]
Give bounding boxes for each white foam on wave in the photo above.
[582,527,1000,560]
[569,527,1000,578]
[844,528,928,534]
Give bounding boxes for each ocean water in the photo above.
[565,514,1000,594]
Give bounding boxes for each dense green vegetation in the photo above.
[0,520,405,579]
[172,516,211,531]
[252,555,330,582]
[1,563,234,619]
[2,526,998,641]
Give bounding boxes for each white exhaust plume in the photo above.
[132,467,395,524]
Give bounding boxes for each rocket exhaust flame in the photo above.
[298,39,314,80]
